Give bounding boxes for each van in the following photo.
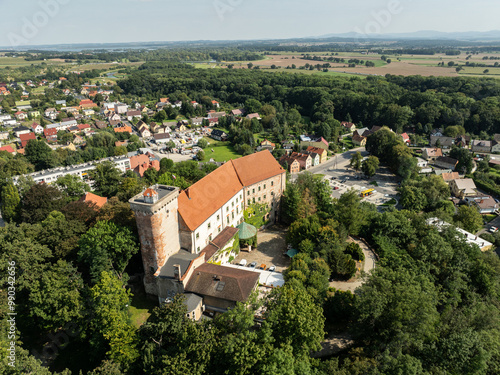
[239,259,247,266]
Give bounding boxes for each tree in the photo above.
[449,146,473,174]
[40,210,86,259]
[196,150,205,161]
[399,185,427,212]
[20,183,66,224]
[361,155,379,177]
[25,139,55,170]
[197,138,208,149]
[345,242,365,261]
[263,285,325,357]
[55,174,89,199]
[89,161,123,197]
[88,271,138,368]
[160,157,174,172]
[350,151,362,170]
[454,205,483,233]
[28,260,83,331]
[1,181,20,222]
[78,220,139,283]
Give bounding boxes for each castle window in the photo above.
[271,191,274,196]
[258,197,261,202]
[236,197,238,203]
[271,181,274,186]
[252,188,255,194]
[258,186,261,191]
[217,215,220,220]
[197,247,200,253]
[247,199,251,205]
[240,194,242,200]
[264,184,266,189]
[253,198,255,203]
[196,233,199,239]
[264,195,267,199]
[218,227,221,233]
[232,201,234,207]
[232,212,234,219]
[236,207,239,213]
[227,216,229,224]
[209,234,212,241]
[208,222,211,229]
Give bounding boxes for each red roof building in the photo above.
[19,132,36,148]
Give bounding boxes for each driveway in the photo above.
[329,237,377,292]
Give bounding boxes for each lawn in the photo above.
[483,214,497,223]
[128,289,157,328]
[203,137,241,162]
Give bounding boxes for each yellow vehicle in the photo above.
[360,189,375,198]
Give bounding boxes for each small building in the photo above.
[280,155,301,173]
[441,172,460,183]
[183,293,204,321]
[435,156,458,170]
[79,192,108,209]
[465,195,498,214]
[13,126,31,137]
[31,122,44,134]
[450,178,477,198]
[352,133,367,146]
[19,132,36,148]
[139,127,152,138]
[422,147,443,161]
[341,121,356,132]
[246,113,261,120]
[416,157,428,168]
[210,129,227,141]
[306,146,327,164]
[299,135,329,151]
[289,152,312,170]
[426,218,493,252]
[471,140,492,154]
[430,135,455,149]
[491,141,500,154]
[400,132,410,145]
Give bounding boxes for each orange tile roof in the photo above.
[231,150,285,186]
[178,162,244,231]
[80,192,107,209]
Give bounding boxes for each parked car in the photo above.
[268,265,276,272]
[239,259,247,266]
[333,186,339,190]
[249,261,257,269]
[259,264,267,270]
[489,226,498,233]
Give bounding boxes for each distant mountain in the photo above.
[317,30,500,42]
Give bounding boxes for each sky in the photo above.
[1,0,500,47]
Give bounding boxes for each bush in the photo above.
[345,242,365,261]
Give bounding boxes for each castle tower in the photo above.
[129,185,181,295]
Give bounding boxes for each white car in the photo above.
[489,227,498,233]
[268,265,276,272]
[239,259,247,266]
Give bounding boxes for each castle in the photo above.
[129,151,286,311]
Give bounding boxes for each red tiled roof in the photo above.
[0,145,15,153]
[44,128,57,137]
[178,162,244,231]
[231,150,284,187]
[143,188,158,198]
[19,132,36,147]
[79,192,107,209]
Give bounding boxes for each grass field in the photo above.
[203,137,241,162]
[129,290,156,328]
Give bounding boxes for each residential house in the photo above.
[44,108,58,120]
[450,178,477,198]
[430,135,456,149]
[435,156,458,170]
[13,126,31,137]
[290,152,312,170]
[31,122,44,134]
[73,135,85,145]
[210,129,227,141]
[77,123,92,134]
[352,133,367,146]
[491,141,500,154]
[341,121,356,132]
[471,140,492,154]
[422,147,443,161]
[130,154,160,177]
[279,155,301,173]
[258,139,275,152]
[211,100,220,108]
[114,125,132,134]
[416,157,428,168]
[400,132,410,145]
[65,107,79,116]
[149,122,162,133]
[466,195,498,214]
[19,132,36,148]
[28,111,40,118]
[153,133,172,144]
[126,110,141,121]
[79,99,96,109]
[307,152,320,166]
[0,145,15,154]
[56,100,66,107]
[305,146,326,164]
[94,121,108,130]
[183,293,204,321]
[190,117,204,126]
[79,192,108,209]
[173,100,182,108]
[108,113,121,122]
[426,218,493,252]
[246,113,261,120]
[176,121,188,132]
[43,128,58,142]
[282,141,294,154]
[139,127,152,138]
[299,135,329,150]
[207,111,226,119]
[231,109,244,117]
[83,109,95,116]
[441,172,460,183]
[60,118,78,130]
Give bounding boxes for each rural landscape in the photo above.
[2,1,500,375]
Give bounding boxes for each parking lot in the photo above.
[324,165,399,207]
[232,226,290,273]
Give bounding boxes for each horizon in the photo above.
[2,0,500,48]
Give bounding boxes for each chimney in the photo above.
[173,264,181,281]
